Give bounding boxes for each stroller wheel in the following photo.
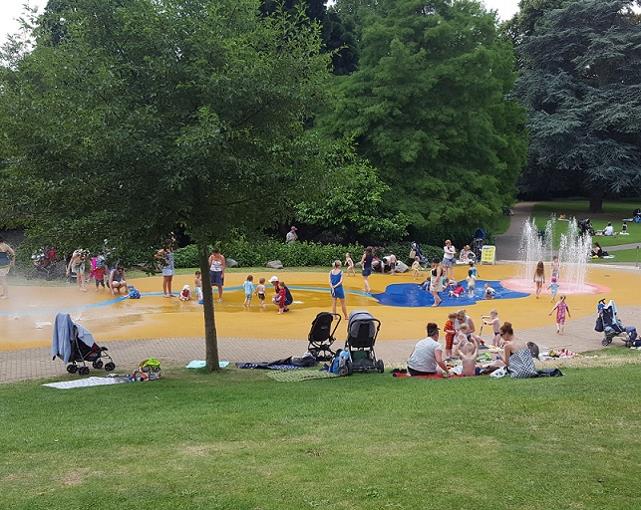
[66,364,78,374]
[92,359,104,369]
[601,337,611,347]
[376,359,385,373]
[104,362,116,372]
[78,366,90,376]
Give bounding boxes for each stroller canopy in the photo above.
[51,313,96,363]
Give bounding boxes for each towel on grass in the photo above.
[43,376,129,390]
[185,360,230,369]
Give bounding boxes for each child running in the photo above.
[344,253,356,277]
[533,261,545,299]
[549,295,571,334]
[243,275,255,308]
[444,313,457,359]
[255,277,266,308]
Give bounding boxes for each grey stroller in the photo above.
[345,311,384,373]
[596,300,637,347]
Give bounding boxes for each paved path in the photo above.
[4,305,637,383]
[604,242,641,252]
[494,202,536,260]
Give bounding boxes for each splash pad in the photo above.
[502,217,603,295]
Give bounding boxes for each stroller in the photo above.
[410,241,428,266]
[472,228,486,260]
[595,300,637,347]
[307,312,342,361]
[579,218,596,237]
[345,311,384,373]
[51,313,116,375]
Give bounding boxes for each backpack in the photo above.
[329,349,352,376]
[594,316,604,333]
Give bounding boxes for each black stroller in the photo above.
[307,312,342,361]
[579,219,596,237]
[410,241,428,266]
[345,311,384,373]
[51,313,116,375]
[596,300,637,347]
[472,228,486,260]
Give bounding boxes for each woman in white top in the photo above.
[208,248,226,302]
[442,240,456,279]
[0,236,15,299]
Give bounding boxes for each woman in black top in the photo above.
[360,247,374,293]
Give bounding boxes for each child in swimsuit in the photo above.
[344,253,356,276]
[256,277,266,308]
[549,295,571,334]
[243,275,255,308]
[483,309,501,347]
[411,257,421,280]
[194,271,203,303]
[458,337,479,377]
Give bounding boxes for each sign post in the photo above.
[481,245,496,265]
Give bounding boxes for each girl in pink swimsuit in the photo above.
[549,295,571,334]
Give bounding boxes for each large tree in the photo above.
[513,0,641,211]
[322,0,527,242]
[0,0,331,370]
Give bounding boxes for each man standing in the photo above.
[407,323,450,376]
[285,226,298,243]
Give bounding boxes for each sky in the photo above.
[0,0,522,45]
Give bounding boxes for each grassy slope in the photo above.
[532,200,641,249]
[2,362,641,510]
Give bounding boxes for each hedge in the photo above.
[173,240,443,268]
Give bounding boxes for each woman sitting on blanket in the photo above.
[500,322,539,379]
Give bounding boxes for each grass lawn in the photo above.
[3,358,641,509]
[591,249,641,264]
[532,200,641,248]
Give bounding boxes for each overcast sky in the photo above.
[0,0,522,45]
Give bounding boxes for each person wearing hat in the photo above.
[269,275,292,313]
[285,226,298,244]
[407,322,450,376]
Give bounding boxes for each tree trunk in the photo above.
[199,243,220,372]
[589,191,604,213]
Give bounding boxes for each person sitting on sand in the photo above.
[500,322,539,379]
[109,265,128,295]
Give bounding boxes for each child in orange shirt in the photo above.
[444,313,457,359]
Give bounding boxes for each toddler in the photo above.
[444,313,457,358]
[484,283,496,300]
[194,271,203,303]
[411,257,421,279]
[549,295,571,334]
[458,336,479,377]
[255,277,266,308]
[344,253,356,276]
[548,274,559,302]
[243,275,255,308]
[467,261,478,297]
[449,281,465,298]
[482,309,501,347]
[179,284,191,301]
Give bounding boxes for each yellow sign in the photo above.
[480,245,496,264]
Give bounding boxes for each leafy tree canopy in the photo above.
[0,0,332,368]
[321,0,527,242]
[513,0,641,210]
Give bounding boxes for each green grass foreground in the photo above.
[2,364,641,509]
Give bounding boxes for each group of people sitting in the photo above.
[407,310,540,379]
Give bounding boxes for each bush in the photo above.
[173,240,443,268]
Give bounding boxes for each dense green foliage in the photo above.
[3,361,641,509]
[173,239,442,268]
[0,0,333,367]
[513,0,641,210]
[322,0,527,240]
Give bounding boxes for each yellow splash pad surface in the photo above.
[0,264,637,352]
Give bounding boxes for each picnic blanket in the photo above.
[43,376,129,390]
[185,360,230,369]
